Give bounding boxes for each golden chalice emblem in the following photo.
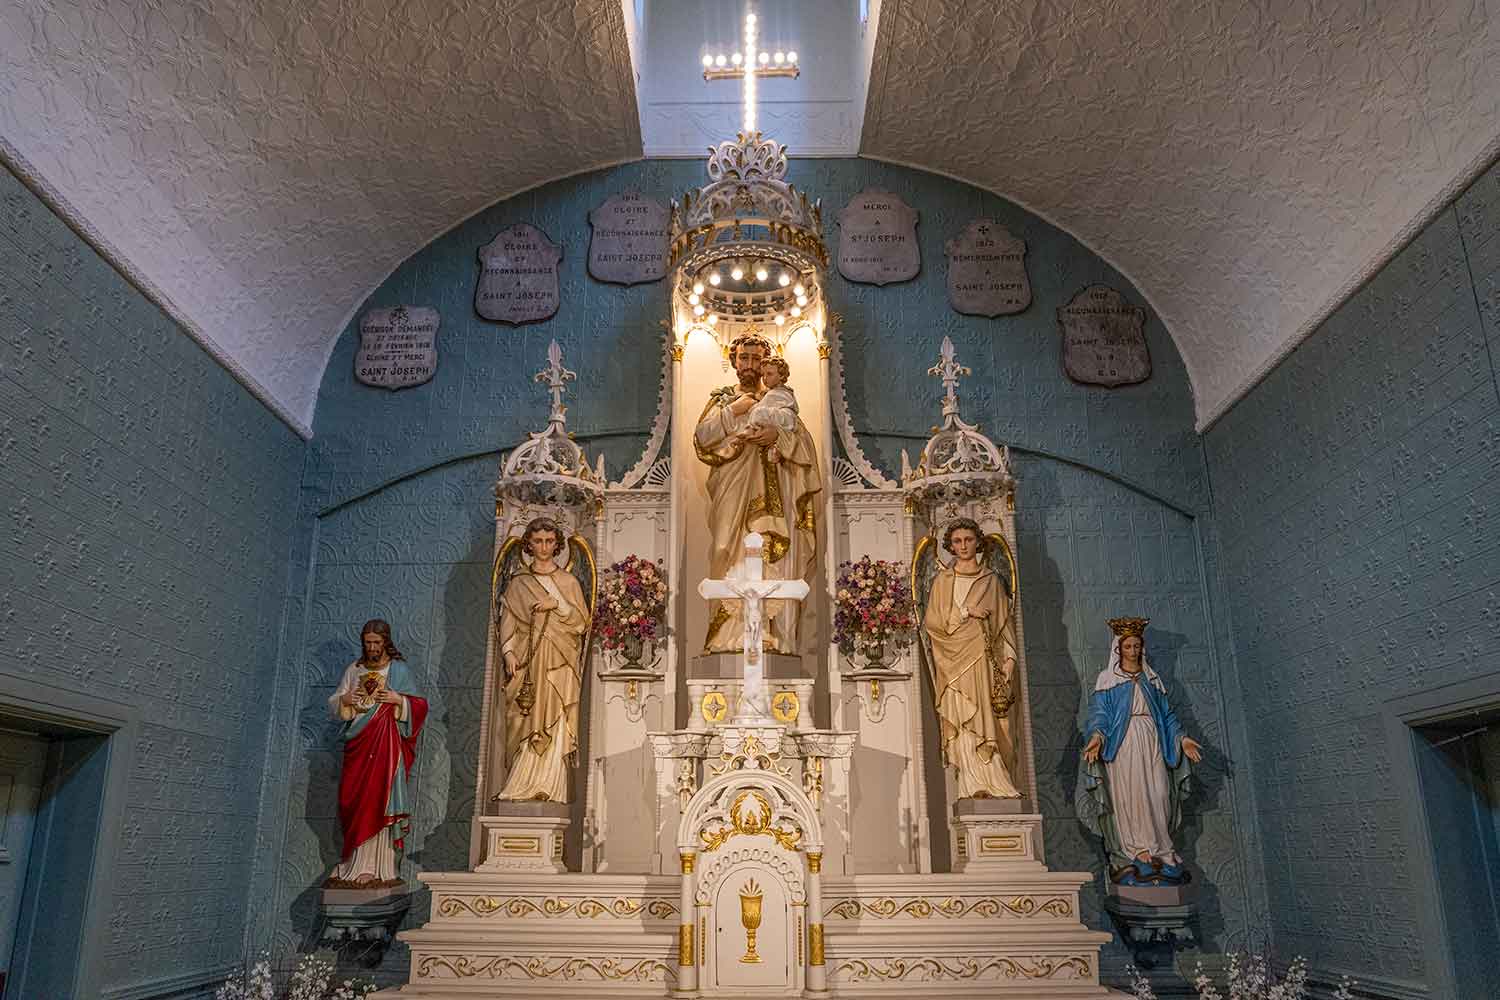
[738,878,764,964]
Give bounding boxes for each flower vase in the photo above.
[621,634,645,668]
[863,642,885,669]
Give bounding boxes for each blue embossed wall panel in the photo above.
[1205,157,1500,992]
[0,166,304,994]
[259,158,1255,985]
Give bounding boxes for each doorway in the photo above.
[0,727,52,998]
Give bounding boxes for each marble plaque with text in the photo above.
[837,188,920,285]
[354,306,439,389]
[945,220,1031,316]
[475,224,562,324]
[1057,285,1151,387]
[588,191,669,284]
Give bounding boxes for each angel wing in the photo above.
[566,534,598,649]
[492,535,526,627]
[985,532,1019,603]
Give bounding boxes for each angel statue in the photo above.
[918,517,1022,799]
[1078,617,1204,886]
[492,516,595,803]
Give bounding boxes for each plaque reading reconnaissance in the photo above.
[1057,285,1151,387]
[354,306,439,390]
[588,191,669,285]
[837,188,920,285]
[475,224,562,324]
[944,220,1031,316]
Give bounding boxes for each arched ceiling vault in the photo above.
[861,0,1500,428]
[3,1,1497,435]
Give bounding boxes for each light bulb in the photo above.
[787,50,798,63]
[715,54,727,67]
[688,293,700,305]
[693,304,705,317]
[792,283,805,296]
[778,272,791,286]
[790,305,802,317]
[746,12,756,24]
[732,52,742,65]
[709,272,722,286]
[707,314,718,326]
[774,314,786,326]
[774,51,785,63]
[758,51,770,64]
[693,281,704,295]
[795,295,807,308]
[755,267,769,281]
[731,266,744,281]
[702,55,713,68]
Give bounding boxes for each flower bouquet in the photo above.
[1128,954,1354,1000]
[216,954,375,1000]
[833,556,917,667]
[592,554,669,666]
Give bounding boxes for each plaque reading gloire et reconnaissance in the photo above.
[944,219,1031,316]
[475,224,563,324]
[354,306,439,390]
[837,188,920,285]
[1057,285,1152,387]
[588,191,669,285]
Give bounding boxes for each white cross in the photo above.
[697,532,808,724]
[701,5,800,134]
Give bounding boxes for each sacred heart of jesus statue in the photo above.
[356,671,387,708]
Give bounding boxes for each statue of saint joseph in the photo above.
[693,334,822,654]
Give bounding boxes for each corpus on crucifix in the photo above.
[698,533,809,723]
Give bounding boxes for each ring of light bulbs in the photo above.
[676,241,821,333]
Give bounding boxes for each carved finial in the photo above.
[536,339,577,429]
[927,336,972,422]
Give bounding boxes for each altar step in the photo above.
[386,869,1116,999]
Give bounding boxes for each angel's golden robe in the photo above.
[495,567,588,802]
[923,565,1021,798]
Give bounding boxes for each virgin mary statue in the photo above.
[1078,617,1203,884]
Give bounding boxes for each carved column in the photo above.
[804,850,826,994]
[676,850,699,996]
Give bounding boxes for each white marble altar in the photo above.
[389,133,1116,1000]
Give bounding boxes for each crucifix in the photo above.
[697,533,809,724]
[701,5,800,133]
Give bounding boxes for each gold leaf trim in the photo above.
[418,955,675,982]
[436,896,679,919]
[833,955,1091,982]
[823,895,1073,920]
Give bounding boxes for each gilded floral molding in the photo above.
[417,954,674,982]
[435,895,678,920]
[825,895,1074,920]
[832,955,1091,982]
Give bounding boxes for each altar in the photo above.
[387,131,1113,998]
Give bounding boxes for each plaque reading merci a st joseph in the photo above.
[944,219,1031,316]
[354,306,439,390]
[588,192,669,285]
[475,224,562,324]
[837,188,920,285]
[1057,285,1151,387]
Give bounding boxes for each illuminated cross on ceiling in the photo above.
[701,5,800,133]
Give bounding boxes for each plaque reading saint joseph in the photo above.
[1057,285,1151,387]
[475,224,562,324]
[837,188,919,285]
[588,192,669,285]
[355,306,439,390]
[944,220,1031,316]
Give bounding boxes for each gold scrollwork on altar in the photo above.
[825,895,1074,920]
[436,895,679,919]
[832,955,1091,982]
[700,789,802,852]
[419,955,675,982]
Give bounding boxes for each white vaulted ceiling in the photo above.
[3,1,1498,433]
[861,0,1500,427]
[0,0,642,434]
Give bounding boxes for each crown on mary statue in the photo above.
[1107,617,1150,639]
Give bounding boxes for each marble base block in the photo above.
[952,801,1045,871]
[476,803,570,872]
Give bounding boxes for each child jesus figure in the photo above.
[732,355,798,464]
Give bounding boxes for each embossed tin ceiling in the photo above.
[861,0,1500,427]
[0,0,643,434]
[2,0,1496,433]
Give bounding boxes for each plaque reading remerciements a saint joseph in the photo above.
[944,220,1031,317]
[475,224,562,324]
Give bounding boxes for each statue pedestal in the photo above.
[477,803,571,873]
[319,885,410,965]
[952,798,1045,872]
[1103,891,1199,976]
